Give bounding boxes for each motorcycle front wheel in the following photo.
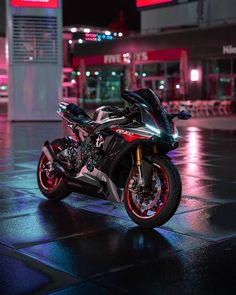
[124,157,182,228]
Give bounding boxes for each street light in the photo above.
[83,28,90,33]
[191,69,200,82]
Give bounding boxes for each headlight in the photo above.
[145,124,161,135]
[173,130,179,139]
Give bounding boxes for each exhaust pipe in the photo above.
[42,141,70,178]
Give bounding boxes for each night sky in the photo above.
[62,0,140,31]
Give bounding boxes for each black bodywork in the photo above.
[55,89,184,202]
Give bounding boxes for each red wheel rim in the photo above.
[126,164,170,220]
[38,145,63,192]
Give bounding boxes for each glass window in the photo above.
[87,78,97,99]
[167,77,181,100]
[142,63,165,77]
[234,77,236,96]
[140,62,181,101]
[100,79,121,100]
[218,59,231,74]
[156,63,165,76]
[233,59,236,74]
[84,66,124,101]
[167,62,179,76]
[154,80,166,101]
[205,76,233,100]
[208,59,231,74]
[143,80,153,89]
[218,77,231,99]
[206,76,217,99]
[207,60,218,74]
[205,58,235,99]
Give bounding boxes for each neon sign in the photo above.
[136,0,175,8]
[11,0,58,8]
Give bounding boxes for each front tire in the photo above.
[37,139,71,201]
[124,157,182,228]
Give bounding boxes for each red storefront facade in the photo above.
[72,48,184,66]
[70,48,189,102]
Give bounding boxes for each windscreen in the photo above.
[134,88,172,135]
[134,88,162,112]
[121,88,171,134]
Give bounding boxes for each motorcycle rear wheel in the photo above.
[37,139,71,201]
[124,157,182,228]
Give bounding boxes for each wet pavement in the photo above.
[0,114,236,294]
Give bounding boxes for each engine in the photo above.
[77,133,105,172]
[58,141,78,174]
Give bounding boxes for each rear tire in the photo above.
[124,157,182,228]
[37,139,71,201]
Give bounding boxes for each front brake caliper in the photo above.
[128,176,139,193]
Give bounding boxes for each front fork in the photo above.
[136,145,144,186]
[136,144,158,186]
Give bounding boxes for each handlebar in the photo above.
[168,110,192,121]
[108,111,124,118]
[109,107,138,119]
[109,108,191,123]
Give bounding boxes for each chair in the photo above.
[218,100,234,116]
[207,100,218,116]
[169,101,180,113]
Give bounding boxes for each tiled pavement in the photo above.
[0,116,236,294]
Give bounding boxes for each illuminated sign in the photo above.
[136,0,175,8]
[104,52,148,64]
[84,33,113,42]
[223,45,236,54]
[72,48,184,67]
[11,0,58,8]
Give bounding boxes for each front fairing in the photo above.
[117,88,179,151]
[112,118,178,152]
[134,89,171,130]
[132,89,177,147]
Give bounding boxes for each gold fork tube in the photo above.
[136,145,142,166]
[153,144,158,154]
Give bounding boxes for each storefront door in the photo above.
[139,61,181,101]
[207,74,235,99]
[206,58,236,100]
[233,76,236,97]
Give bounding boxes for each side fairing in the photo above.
[111,127,151,142]
[110,126,157,142]
[96,133,128,176]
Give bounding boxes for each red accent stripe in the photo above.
[111,127,150,143]
[137,0,173,8]
[11,0,58,8]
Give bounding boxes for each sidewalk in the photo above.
[175,115,236,131]
[0,110,236,294]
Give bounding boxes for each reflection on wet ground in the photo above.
[0,116,236,294]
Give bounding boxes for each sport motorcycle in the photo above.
[37,88,191,228]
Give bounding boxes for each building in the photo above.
[0,0,7,101]
[1,0,236,105]
[139,0,236,34]
[68,0,236,103]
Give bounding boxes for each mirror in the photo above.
[178,110,191,120]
